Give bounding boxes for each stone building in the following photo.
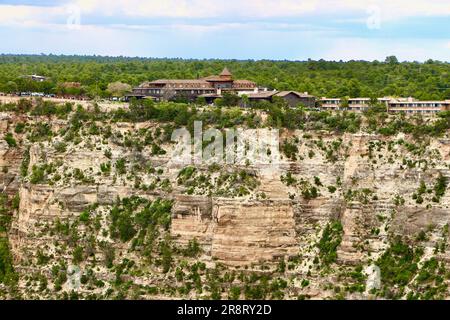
[129,68,256,102]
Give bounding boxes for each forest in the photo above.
[0,54,449,100]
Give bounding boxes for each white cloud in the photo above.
[72,0,450,20]
[321,37,450,62]
[74,0,318,18]
[1,0,449,29]
[0,5,61,27]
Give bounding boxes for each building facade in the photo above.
[240,90,316,108]
[320,98,390,112]
[130,68,256,102]
[388,98,450,114]
[320,97,450,114]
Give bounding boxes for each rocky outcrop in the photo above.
[2,112,450,300]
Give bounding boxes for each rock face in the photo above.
[171,197,298,266]
[2,112,450,300]
[211,200,297,265]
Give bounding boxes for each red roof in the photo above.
[220,67,232,77]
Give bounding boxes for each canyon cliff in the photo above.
[1,107,450,300]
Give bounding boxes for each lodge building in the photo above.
[129,68,257,101]
[320,97,450,114]
[129,68,449,114]
[388,98,450,114]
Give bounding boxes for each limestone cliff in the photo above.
[1,110,450,300]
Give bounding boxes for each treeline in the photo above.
[0,55,449,100]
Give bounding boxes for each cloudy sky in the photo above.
[0,0,449,61]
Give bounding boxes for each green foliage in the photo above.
[328,186,337,193]
[28,122,52,142]
[433,174,447,202]
[281,139,299,160]
[100,162,112,175]
[20,148,30,177]
[31,100,73,118]
[407,257,448,300]
[4,133,16,147]
[0,239,15,284]
[110,197,173,243]
[281,172,297,186]
[72,246,84,264]
[0,194,12,233]
[30,163,56,184]
[318,220,343,266]
[14,123,26,134]
[115,158,126,175]
[54,142,67,153]
[376,237,423,298]
[0,55,448,101]
[177,166,197,185]
[182,238,202,257]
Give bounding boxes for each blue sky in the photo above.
[0,0,449,61]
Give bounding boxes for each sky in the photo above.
[0,0,449,61]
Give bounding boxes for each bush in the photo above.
[318,221,343,265]
[54,142,67,153]
[4,133,16,147]
[434,174,447,202]
[183,238,202,257]
[72,246,84,264]
[377,237,423,298]
[0,239,15,284]
[14,123,26,134]
[115,158,126,175]
[30,165,46,184]
[20,148,30,177]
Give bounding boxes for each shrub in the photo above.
[14,123,26,134]
[318,220,343,265]
[0,239,15,284]
[20,148,30,177]
[183,238,202,257]
[377,237,423,298]
[115,158,126,175]
[434,174,447,202]
[54,142,67,153]
[4,133,16,147]
[72,246,84,264]
[100,162,112,175]
[30,165,46,184]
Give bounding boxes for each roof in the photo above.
[202,75,232,82]
[389,100,450,104]
[245,91,278,99]
[220,67,232,77]
[147,79,210,85]
[276,91,314,98]
[139,79,214,89]
[233,80,257,87]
